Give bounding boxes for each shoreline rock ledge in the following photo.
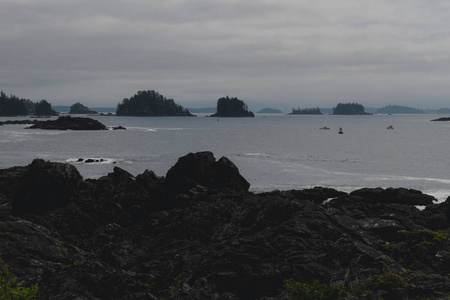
[1,151,450,299]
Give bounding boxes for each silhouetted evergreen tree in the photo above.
[290,107,322,115]
[35,99,57,116]
[0,91,34,116]
[116,90,193,116]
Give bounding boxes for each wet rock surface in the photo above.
[0,151,449,299]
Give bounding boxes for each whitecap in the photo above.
[238,152,273,157]
[126,127,157,132]
[66,157,132,165]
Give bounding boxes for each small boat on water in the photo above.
[338,127,343,134]
[387,125,394,130]
[319,126,330,130]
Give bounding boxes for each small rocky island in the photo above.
[1,151,450,299]
[431,117,450,121]
[69,102,98,114]
[0,116,116,130]
[27,116,108,130]
[209,96,255,117]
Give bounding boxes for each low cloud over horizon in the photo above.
[2,0,450,110]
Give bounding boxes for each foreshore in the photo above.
[1,151,449,299]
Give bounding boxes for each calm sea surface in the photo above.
[1,114,450,201]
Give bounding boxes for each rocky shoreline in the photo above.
[1,152,450,299]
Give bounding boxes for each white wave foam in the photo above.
[66,157,132,165]
[126,127,157,132]
[239,152,273,157]
[422,190,449,203]
[126,127,184,132]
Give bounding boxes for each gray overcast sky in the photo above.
[2,0,450,110]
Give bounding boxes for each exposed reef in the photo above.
[1,152,450,299]
[431,117,450,121]
[27,116,108,130]
[0,116,124,130]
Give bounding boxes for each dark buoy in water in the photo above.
[339,127,343,134]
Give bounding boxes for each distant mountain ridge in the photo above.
[53,106,116,113]
[258,108,282,113]
[186,107,216,113]
[377,105,425,114]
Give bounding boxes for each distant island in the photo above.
[0,91,57,116]
[431,117,450,122]
[333,103,370,115]
[437,108,450,114]
[69,102,98,114]
[116,90,194,116]
[209,96,255,117]
[288,107,322,115]
[377,105,425,114]
[257,108,282,114]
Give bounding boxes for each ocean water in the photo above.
[1,113,450,201]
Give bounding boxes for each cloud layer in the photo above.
[2,0,450,109]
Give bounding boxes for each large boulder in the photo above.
[12,159,83,215]
[0,166,28,219]
[164,152,250,197]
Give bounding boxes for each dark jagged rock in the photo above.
[431,117,450,121]
[164,151,250,199]
[0,120,36,125]
[0,152,449,299]
[11,159,83,216]
[350,187,436,206]
[27,116,108,130]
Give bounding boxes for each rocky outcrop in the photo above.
[165,151,250,198]
[0,152,449,299]
[11,159,83,216]
[0,117,123,130]
[27,116,108,130]
[431,117,450,121]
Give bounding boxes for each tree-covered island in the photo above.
[0,91,57,116]
[116,90,194,116]
[333,102,370,115]
[289,107,322,115]
[69,102,98,114]
[209,96,255,117]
